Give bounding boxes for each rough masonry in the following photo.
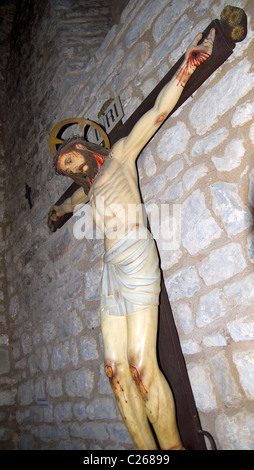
[0,0,253,450]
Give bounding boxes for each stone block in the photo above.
[0,348,10,375]
[196,288,227,327]
[57,311,83,340]
[211,182,252,237]
[38,346,49,373]
[17,380,34,406]
[233,350,254,399]
[37,424,69,443]
[215,411,254,450]
[191,127,229,157]
[187,363,217,413]
[65,368,94,398]
[142,174,167,201]
[73,401,88,421]
[141,148,157,177]
[0,334,8,346]
[157,121,190,162]
[176,303,193,334]
[54,402,72,421]
[203,334,227,347]
[198,243,247,286]
[125,0,169,48]
[62,281,82,303]
[166,265,200,302]
[181,190,221,255]
[181,340,201,355]
[224,273,254,306]
[48,228,72,263]
[70,422,109,441]
[0,388,16,406]
[164,181,183,203]
[84,263,101,301]
[86,397,117,420]
[80,334,99,361]
[228,315,254,342]
[28,355,40,376]
[232,102,254,128]
[212,139,245,172]
[183,164,208,191]
[42,322,56,343]
[82,309,100,330]
[21,332,32,355]
[107,421,134,444]
[210,352,241,407]
[46,376,63,398]
[51,342,71,370]
[165,159,184,182]
[9,295,19,320]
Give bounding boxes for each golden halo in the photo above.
[49,117,110,155]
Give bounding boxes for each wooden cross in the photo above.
[49,7,247,450]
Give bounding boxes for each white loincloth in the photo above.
[100,226,161,316]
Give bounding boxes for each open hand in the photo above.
[185,28,215,67]
[47,206,62,232]
[177,28,215,87]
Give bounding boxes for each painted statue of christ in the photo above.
[49,30,215,450]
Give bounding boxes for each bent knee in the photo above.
[104,361,127,379]
[105,363,114,378]
[129,364,149,401]
[104,361,128,403]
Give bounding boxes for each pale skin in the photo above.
[50,30,215,450]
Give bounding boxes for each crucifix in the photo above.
[48,6,247,450]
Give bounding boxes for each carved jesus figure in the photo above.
[49,30,215,450]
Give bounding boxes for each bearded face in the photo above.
[54,138,110,192]
[57,143,100,179]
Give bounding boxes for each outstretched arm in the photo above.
[48,186,89,231]
[120,29,215,162]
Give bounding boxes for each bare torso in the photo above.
[89,144,144,250]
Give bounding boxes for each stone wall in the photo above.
[0,0,253,450]
[0,0,19,448]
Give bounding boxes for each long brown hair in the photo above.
[53,136,110,194]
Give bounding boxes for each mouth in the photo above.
[78,164,89,174]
